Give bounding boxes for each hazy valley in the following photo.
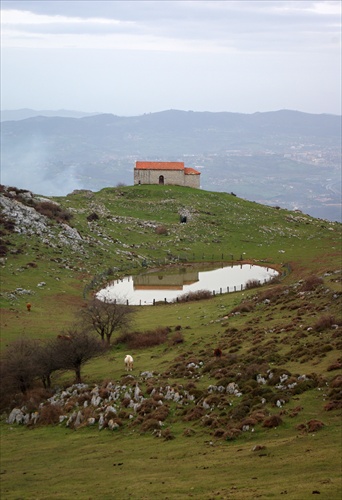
[1,109,341,222]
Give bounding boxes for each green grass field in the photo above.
[1,185,341,499]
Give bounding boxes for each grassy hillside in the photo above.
[0,185,341,499]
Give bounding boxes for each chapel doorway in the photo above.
[159,175,164,185]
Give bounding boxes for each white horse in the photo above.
[124,354,134,371]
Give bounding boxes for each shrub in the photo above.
[0,243,9,256]
[224,428,241,441]
[202,357,230,374]
[141,418,160,432]
[155,225,168,235]
[301,275,323,291]
[170,331,184,345]
[231,301,254,314]
[259,285,284,302]
[0,214,16,233]
[313,314,336,331]
[137,399,157,415]
[230,404,251,421]
[22,388,53,412]
[307,419,325,432]
[115,327,169,349]
[327,361,342,371]
[324,401,342,411]
[34,201,73,223]
[152,405,169,421]
[245,279,262,290]
[262,415,283,428]
[174,289,212,303]
[38,403,63,425]
[329,375,342,388]
[161,428,175,440]
[0,338,41,399]
[213,428,226,438]
[183,407,205,421]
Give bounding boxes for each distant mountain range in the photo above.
[1,109,341,221]
[0,108,100,121]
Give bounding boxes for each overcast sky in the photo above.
[1,0,341,116]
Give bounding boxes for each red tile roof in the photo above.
[184,167,200,175]
[135,161,184,171]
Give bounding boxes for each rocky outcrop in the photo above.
[0,187,83,252]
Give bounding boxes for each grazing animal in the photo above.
[57,334,72,342]
[124,354,134,371]
[26,303,31,312]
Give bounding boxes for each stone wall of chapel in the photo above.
[184,175,200,189]
[134,169,185,186]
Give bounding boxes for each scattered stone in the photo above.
[252,445,266,452]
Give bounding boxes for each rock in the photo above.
[7,408,24,424]
[108,420,120,430]
[105,405,116,415]
[74,411,83,427]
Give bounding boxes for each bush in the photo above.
[259,285,284,302]
[170,331,184,345]
[22,388,53,412]
[115,327,170,349]
[161,428,175,440]
[262,415,283,428]
[155,225,168,235]
[231,301,254,314]
[141,418,160,432]
[0,338,41,400]
[224,428,241,441]
[183,407,205,421]
[38,403,63,425]
[314,314,336,331]
[34,201,73,223]
[151,405,169,421]
[301,275,323,291]
[245,279,262,290]
[174,290,212,303]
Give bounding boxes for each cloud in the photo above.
[1,1,340,115]
[1,1,340,53]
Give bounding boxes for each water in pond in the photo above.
[96,264,279,305]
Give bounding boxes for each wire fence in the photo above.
[83,253,242,298]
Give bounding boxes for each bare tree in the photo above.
[80,297,135,345]
[33,339,63,389]
[0,337,39,396]
[55,329,105,384]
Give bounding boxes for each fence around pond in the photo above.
[108,280,266,306]
[83,252,288,301]
[95,265,280,306]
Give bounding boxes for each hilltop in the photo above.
[0,184,341,499]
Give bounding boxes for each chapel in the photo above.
[134,161,200,189]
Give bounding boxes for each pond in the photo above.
[96,263,279,306]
